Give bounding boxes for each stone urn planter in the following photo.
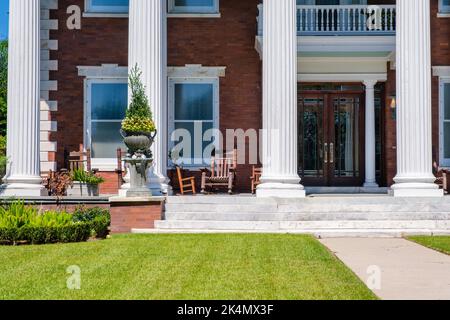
[67,182,99,197]
[121,130,157,157]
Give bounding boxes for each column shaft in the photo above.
[257,0,305,198]
[128,0,170,195]
[364,80,378,188]
[2,0,45,196]
[391,0,442,197]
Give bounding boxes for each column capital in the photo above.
[363,80,377,88]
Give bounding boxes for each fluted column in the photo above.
[128,0,171,195]
[363,80,379,188]
[391,0,443,197]
[1,0,45,196]
[257,0,305,198]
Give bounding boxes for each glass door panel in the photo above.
[298,96,327,185]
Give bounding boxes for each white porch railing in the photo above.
[257,4,396,36]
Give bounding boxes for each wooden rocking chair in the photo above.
[176,166,196,195]
[64,145,96,173]
[434,162,449,194]
[201,150,237,195]
[250,166,262,194]
[115,148,128,189]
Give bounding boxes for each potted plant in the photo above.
[67,169,105,197]
[120,65,156,157]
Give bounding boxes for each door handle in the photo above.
[330,143,334,164]
[324,143,328,164]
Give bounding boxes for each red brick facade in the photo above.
[48,0,449,192]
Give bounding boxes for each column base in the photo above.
[257,183,306,198]
[0,183,47,197]
[390,183,444,198]
[363,181,379,188]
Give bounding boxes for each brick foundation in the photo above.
[109,198,164,234]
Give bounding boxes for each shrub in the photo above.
[121,65,156,134]
[72,206,111,239]
[71,169,105,185]
[0,201,107,245]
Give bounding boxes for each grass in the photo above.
[407,236,450,255]
[0,234,377,300]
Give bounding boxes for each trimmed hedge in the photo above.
[0,223,91,245]
[0,201,111,245]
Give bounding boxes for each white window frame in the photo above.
[439,0,450,13]
[440,77,450,167]
[84,78,128,171]
[168,0,219,14]
[84,0,129,16]
[168,77,220,169]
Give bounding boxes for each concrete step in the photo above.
[155,220,450,231]
[133,228,450,238]
[164,211,450,221]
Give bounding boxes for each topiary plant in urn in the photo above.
[120,65,157,158]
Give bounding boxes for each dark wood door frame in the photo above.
[298,90,366,187]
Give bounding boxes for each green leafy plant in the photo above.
[72,206,110,238]
[71,169,105,185]
[121,65,156,134]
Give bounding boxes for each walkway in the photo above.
[320,238,450,300]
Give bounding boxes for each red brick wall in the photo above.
[51,0,261,193]
[431,0,450,165]
[167,0,262,192]
[384,64,397,186]
[50,1,128,170]
[110,201,163,233]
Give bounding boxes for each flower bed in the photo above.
[0,201,110,245]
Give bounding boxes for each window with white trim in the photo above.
[440,78,450,167]
[440,0,450,13]
[85,79,128,170]
[85,0,129,13]
[168,0,219,14]
[168,78,220,167]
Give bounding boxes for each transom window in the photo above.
[168,78,220,167]
[440,0,450,13]
[85,79,128,170]
[441,79,450,167]
[168,0,219,14]
[85,0,129,13]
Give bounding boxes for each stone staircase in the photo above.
[142,195,450,237]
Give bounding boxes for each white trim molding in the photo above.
[167,64,226,78]
[77,64,128,78]
[297,73,387,83]
[433,66,450,78]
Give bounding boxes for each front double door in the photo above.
[298,92,365,186]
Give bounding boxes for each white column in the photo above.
[128,0,171,196]
[1,0,46,197]
[363,80,379,188]
[391,0,443,197]
[257,0,305,198]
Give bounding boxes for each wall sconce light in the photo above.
[389,95,396,120]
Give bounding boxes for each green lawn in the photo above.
[0,234,376,300]
[408,236,450,255]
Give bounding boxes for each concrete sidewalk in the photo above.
[320,238,450,300]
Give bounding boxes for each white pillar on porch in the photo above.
[128,0,171,195]
[363,80,379,188]
[1,0,46,197]
[257,0,305,198]
[391,0,443,197]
